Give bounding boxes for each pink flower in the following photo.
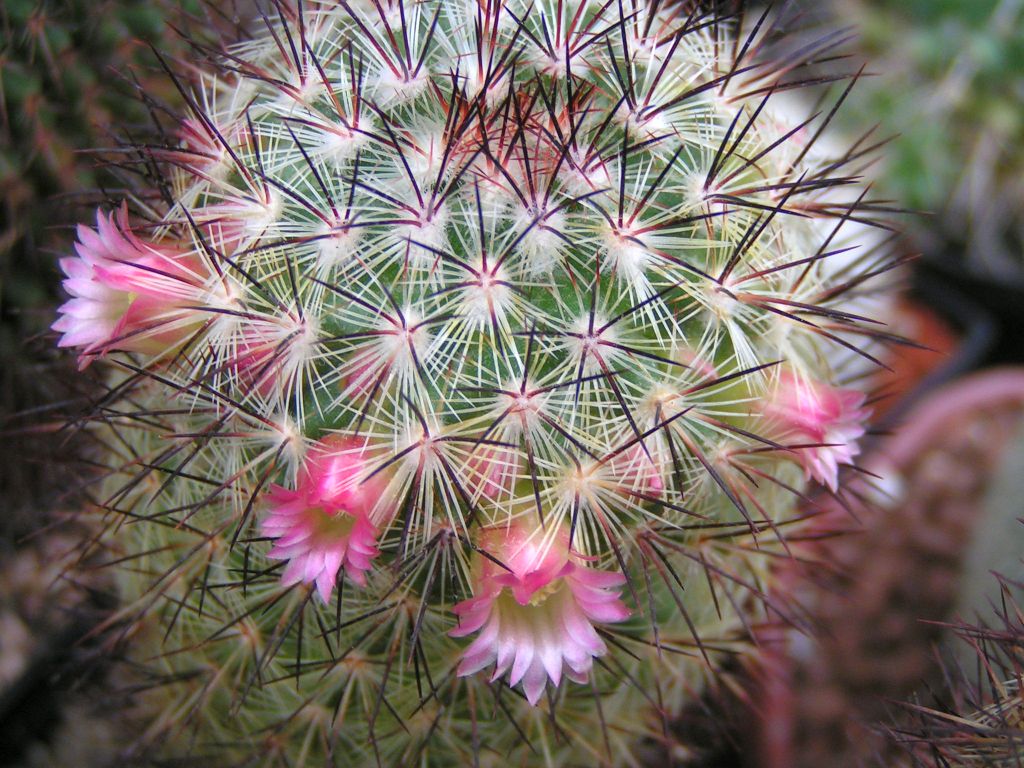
[53,206,210,367]
[451,524,631,705]
[170,118,228,179]
[226,324,284,397]
[223,314,315,398]
[766,372,870,491]
[160,116,248,182]
[193,191,281,254]
[339,348,387,396]
[465,444,519,500]
[607,439,664,497]
[261,437,393,602]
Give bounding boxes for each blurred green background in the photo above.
[834,0,1024,282]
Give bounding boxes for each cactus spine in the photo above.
[55,1,897,764]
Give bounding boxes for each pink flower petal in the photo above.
[258,438,395,602]
[523,661,548,705]
[451,523,629,706]
[767,371,870,490]
[53,205,208,365]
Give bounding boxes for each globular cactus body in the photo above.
[54,1,896,764]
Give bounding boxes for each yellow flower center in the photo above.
[309,507,357,541]
[527,579,561,607]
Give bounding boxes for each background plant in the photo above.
[831,0,1024,282]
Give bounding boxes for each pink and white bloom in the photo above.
[766,371,871,491]
[607,438,665,497]
[170,118,229,180]
[53,206,211,367]
[193,191,282,254]
[161,116,249,185]
[465,444,519,500]
[223,313,317,398]
[261,437,394,602]
[451,524,631,705]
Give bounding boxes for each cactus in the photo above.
[892,596,1024,768]
[889,382,1024,768]
[55,1,899,764]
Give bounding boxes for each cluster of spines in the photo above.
[57,1,905,765]
[889,588,1024,767]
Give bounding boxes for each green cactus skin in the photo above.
[60,1,899,764]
